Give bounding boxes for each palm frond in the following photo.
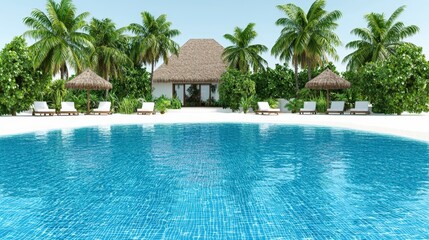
[344,5,419,69]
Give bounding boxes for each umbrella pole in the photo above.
[87,90,90,114]
[327,89,330,107]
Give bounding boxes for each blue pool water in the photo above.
[0,123,428,239]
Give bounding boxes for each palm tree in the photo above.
[222,23,268,73]
[129,12,180,92]
[343,6,419,70]
[23,0,93,79]
[85,18,131,82]
[271,0,341,96]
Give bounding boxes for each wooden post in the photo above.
[327,89,330,108]
[87,90,90,114]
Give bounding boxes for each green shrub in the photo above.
[315,94,327,113]
[297,88,317,100]
[155,96,171,114]
[0,37,50,115]
[170,97,182,109]
[343,45,429,114]
[240,96,255,113]
[108,93,120,113]
[110,66,151,100]
[219,69,256,111]
[286,99,303,113]
[118,98,139,114]
[266,98,279,108]
[46,80,68,111]
[252,64,296,99]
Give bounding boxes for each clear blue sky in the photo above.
[0,0,428,72]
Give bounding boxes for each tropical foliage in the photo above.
[110,66,151,101]
[23,0,93,79]
[222,23,268,73]
[218,63,342,113]
[45,80,68,111]
[155,95,172,114]
[285,98,304,113]
[118,97,140,114]
[0,0,424,116]
[252,64,296,100]
[343,6,419,70]
[0,37,50,115]
[219,69,256,111]
[345,44,429,114]
[272,0,341,96]
[129,11,180,91]
[86,18,131,82]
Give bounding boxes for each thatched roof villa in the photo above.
[152,39,227,107]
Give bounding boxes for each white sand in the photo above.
[1,108,428,143]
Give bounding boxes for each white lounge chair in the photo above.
[92,101,112,115]
[58,102,79,115]
[327,101,345,114]
[350,101,370,115]
[255,102,280,115]
[299,101,316,114]
[137,102,156,115]
[32,101,56,116]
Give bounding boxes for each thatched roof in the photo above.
[305,69,351,89]
[65,69,112,90]
[153,39,227,83]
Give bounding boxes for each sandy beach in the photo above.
[1,108,428,143]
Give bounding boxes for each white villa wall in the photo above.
[153,82,172,98]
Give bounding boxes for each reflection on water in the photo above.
[0,124,428,239]
[258,123,271,135]
[34,130,49,142]
[142,124,155,134]
[97,125,111,136]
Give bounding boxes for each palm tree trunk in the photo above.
[150,63,155,93]
[105,75,110,99]
[294,63,299,99]
[307,59,312,81]
[60,65,65,80]
[60,64,69,80]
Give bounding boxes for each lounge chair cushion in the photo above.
[138,102,155,111]
[255,102,280,115]
[258,102,271,111]
[60,102,77,111]
[300,101,316,114]
[137,102,155,114]
[94,102,111,111]
[353,101,369,110]
[92,102,112,114]
[350,101,370,114]
[33,101,55,113]
[327,101,345,114]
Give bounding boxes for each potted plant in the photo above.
[155,97,171,114]
[240,96,255,114]
[286,98,303,113]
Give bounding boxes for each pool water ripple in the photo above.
[0,123,428,239]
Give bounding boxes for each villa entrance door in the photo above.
[173,84,214,107]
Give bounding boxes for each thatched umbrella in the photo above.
[305,69,351,106]
[65,69,112,114]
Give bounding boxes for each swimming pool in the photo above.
[0,123,428,238]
